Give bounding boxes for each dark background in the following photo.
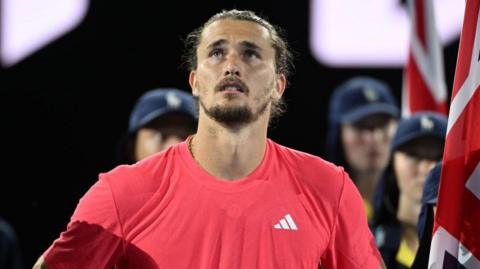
[0,0,460,267]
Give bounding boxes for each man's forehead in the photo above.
[199,19,271,48]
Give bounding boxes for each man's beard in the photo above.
[199,96,270,128]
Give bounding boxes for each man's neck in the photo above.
[190,113,269,180]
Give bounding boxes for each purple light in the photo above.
[310,0,465,67]
[1,0,89,67]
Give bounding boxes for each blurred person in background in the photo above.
[326,77,399,220]
[410,162,441,269]
[372,112,447,269]
[34,9,384,268]
[0,217,23,269]
[117,88,197,164]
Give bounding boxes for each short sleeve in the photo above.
[321,171,382,269]
[43,174,125,269]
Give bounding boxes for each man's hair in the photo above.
[183,9,294,79]
[183,9,293,122]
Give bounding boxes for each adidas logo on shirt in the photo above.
[273,214,298,231]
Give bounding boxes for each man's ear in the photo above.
[272,74,286,100]
[189,71,199,97]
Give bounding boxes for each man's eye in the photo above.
[209,49,224,58]
[244,49,260,60]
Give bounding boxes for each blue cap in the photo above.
[128,88,197,133]
[329,77,399,124]
[391,112,447,151]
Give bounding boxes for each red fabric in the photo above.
[403,0,448,116]
[435,86,480,259]
[415,0,427,49]
[44,139,380,268]
[405,52,448,114]
[450,0,479,100]
[431,0,480,263]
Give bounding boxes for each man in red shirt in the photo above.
[34,9,384,269]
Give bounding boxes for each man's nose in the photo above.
[223,53,241,77]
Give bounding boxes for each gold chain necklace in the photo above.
[188,135,195,160]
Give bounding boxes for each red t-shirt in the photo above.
[44,139,381,268]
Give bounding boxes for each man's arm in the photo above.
[321,170,385,268]
[32,173,125,268]
[32,256,48,269]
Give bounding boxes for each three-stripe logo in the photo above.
[273,214,298,231]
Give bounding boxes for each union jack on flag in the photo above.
[429,0,480,267]
[402,0,448,116]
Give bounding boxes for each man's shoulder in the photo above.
[270,140,348,219]
[270,139,344,178]
[269,140,346,194]
[103,144,182,195]
[95,145,184,221]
